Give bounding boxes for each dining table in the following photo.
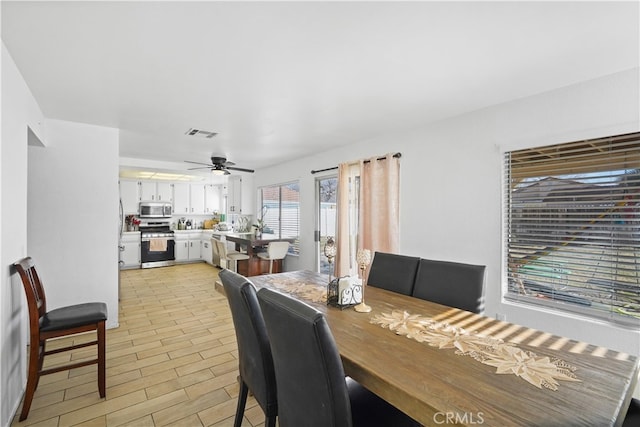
[248,270,640,426]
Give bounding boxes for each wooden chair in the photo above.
[12,257,108,421]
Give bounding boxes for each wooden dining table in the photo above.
[249,270,639,426]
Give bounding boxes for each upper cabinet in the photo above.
[140,181,173,202]
[190,184,206,215]
[226,175,254,215]
[120,179,141,214]
[204,184,221,214]
[173,183,190,214]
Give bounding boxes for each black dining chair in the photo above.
[219,269,277,427]
[257,287,420,427]
[412,258,486,314]
[367,252,421,295]
[623,398,640,426]
[12,256,107,421]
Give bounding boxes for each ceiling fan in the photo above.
[184,156,255,175]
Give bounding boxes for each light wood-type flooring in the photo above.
[11,263,267,427]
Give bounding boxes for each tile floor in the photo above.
[12,263,266,426]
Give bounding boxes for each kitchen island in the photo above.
[224,233,294,276]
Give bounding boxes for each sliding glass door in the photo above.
[316,176,338,274]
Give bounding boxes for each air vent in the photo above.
[185,128,217,139]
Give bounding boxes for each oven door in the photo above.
[140,236,175,268]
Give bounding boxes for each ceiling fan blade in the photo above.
[227,166,255,173]
[222,160,236,166]
[184,160,213,167]
[187,166,213,170]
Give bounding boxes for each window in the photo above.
[504,132,639,327]
[259,182,300,255]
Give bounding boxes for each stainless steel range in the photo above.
[139,220,175,268]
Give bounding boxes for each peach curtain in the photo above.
[335,153,400,277]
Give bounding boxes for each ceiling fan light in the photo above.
[211,168,227,176]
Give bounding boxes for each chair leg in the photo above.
[20,340,42,421]
[98,321,106,398]
[234,380,249,427]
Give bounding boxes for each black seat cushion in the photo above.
[220,269,277,418]
[40,302,107,332]
[367,252,420,296]
[412,259,486,313]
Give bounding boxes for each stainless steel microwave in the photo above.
[139,202,172,218]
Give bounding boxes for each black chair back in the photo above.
[367,252,420,295]
[220,269,277,427]
[412,259,486,313]
[257,288,352,427]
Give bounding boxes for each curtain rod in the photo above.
[310,152,402,174]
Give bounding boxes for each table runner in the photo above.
[371,310,580,391]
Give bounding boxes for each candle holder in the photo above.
[354,249,372,313]
[324,237,336,283]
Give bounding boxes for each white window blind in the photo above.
[504,132,639,327]
[259,182,300,255]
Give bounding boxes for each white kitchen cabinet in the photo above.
[173,183,190,215]
[227,176,242,214]
[119,232,141,268]
[190,184,206,215]
[140,181,173,202]
[174,232,202,262]
[120,179,141,215]
[204,184,221,214]
[201,239,213,265]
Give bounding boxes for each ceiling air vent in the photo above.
[185,128,218,139]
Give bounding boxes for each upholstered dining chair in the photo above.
[412,258,486,314]
[216,239,250,273]
[220,269,277,427]
[367,252,421,295]
[257,241,290,274]
[623,398,640,426]
[257,288,420,427]
[12,257,108,421]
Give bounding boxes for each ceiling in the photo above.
[2,1,638,176]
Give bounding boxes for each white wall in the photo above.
[254,68,640,357]
[0,42,45,427]
[28,119,120,329]
[1,43,121,426]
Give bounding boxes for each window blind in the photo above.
[504,132,639,327]
[259,182,300,255]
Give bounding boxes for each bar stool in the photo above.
[216,239,249,272]
[257,241,290,274]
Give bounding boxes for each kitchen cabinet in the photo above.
[201,238,213,265]
[227,176,242,214]
[190,184,206,215]
[140,181,173,202]
[119,232,141,269]
[175,232,201,262]
[204,184,221,214]
[120,179,141,215]
[173,183,190,214]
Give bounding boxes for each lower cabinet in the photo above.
[201,239,214,265]
[120,232,141,269]
[175,233,202,262]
